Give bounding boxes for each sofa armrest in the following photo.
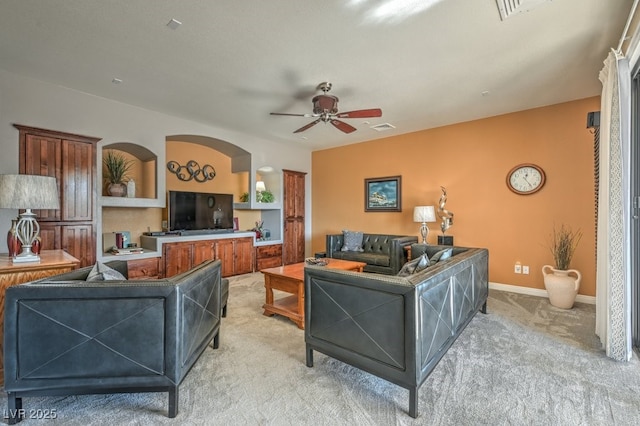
[168,259,222,381]
[326,234,345,258]
[389,236,418,274]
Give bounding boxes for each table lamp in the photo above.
[0,174,60,262]
[413,205,436,244]
[256,180,266,202]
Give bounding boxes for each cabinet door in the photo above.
[193,241,216,267]
[127,258,160,279]
[234,237,254,275]
[62,224,95,267]
[284,170,305,218]
[163,242,193,278]
[283,218,305,264]
[39,224,62,251]
[21,134,63,221]
[61,139,94,221]
[215,239,235,277]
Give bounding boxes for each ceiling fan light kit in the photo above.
[271,82,382,134]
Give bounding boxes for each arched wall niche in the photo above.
[166,134,282,242]
[166,134,281,208]
[102,141,158,201]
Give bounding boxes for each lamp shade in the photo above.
[0,174,60,210]
[413,205,436,223]
[255,181,266,192]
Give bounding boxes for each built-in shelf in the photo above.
[234,201,281,210]
[101,196,165,208]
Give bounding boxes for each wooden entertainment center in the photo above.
[137,232,282,278]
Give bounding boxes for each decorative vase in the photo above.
[7,218,21,258]
[542,265,582,309]
[127,179,136,198]
[107,183,127,197]
[32,236,41,255]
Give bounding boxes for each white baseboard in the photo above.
[489,281,596,305]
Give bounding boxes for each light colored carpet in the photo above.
[2,272,640,425]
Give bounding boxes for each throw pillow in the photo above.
[428,248,453,266]
[87,261,127,281]
[341,230,364,252]
[397,253,429,277]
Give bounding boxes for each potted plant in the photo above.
[542,224,583,309]
[103,150,133,197]
[259,189,274,203]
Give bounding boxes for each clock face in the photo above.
[507,164,545,195]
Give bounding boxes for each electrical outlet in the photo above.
[522,265,529,274]
[514,263,522,274]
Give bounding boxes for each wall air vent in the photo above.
[496,0,552,20]
[371,123,396,132]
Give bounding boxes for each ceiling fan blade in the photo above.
[293,118,322,133]
[270,112,314,117]
[335,108,382,119]
[330,119,357,134]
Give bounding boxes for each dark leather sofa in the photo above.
[305,245,489,418]
[3,259,223,423]
[325,233,418,275]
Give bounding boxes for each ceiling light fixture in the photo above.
[112,78,123,84]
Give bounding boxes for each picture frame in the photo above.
[364,175,402,212]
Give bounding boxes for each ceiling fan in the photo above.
[270,82,382,134]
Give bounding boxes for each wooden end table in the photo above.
[261,258,366,329]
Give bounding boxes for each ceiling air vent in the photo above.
[496,0,552,20]
[371,123,396,132]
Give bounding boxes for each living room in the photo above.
[0,1,639,424]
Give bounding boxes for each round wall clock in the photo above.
[506,163,546,195]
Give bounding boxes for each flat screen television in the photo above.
[168,190,234,232]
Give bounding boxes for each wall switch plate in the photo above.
[514,264,522,274]
[522,265,529,274]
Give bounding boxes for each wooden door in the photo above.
[163,242,193,277]
[283,170,306,264]
[234,237,254,275]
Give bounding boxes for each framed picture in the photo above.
[364,176,402,212]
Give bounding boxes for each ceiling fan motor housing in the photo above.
[312,94,339,115]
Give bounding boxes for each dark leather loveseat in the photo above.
[325,233,418,275]
[3,259,224,423]
[305,245,489,418]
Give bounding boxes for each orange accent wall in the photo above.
[311,97,599,296]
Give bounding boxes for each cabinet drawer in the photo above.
[256,244,283,259]
[127,258,160,279]
[256,256,283,271]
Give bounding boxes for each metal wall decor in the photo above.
[167,160,216,182]
[437,186,454,234]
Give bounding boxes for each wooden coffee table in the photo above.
[261,259,366,329]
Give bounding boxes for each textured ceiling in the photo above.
[0,0,633,150]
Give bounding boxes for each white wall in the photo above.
[0,70,313,256]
